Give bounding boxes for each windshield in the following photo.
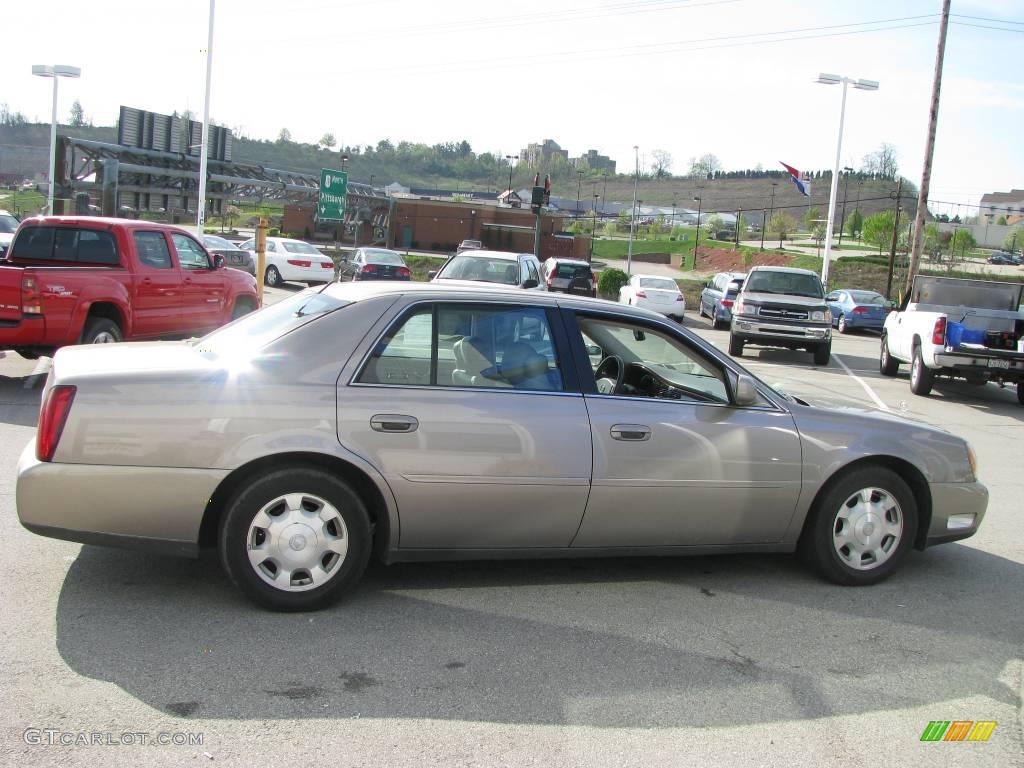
[0,214,18,234]
[438,254,520,285]
[639,278,678,291]
[849,291,886,305]
[203,235,239,250]
[196,289,348,356]
[363,249,405,265]
[745,271,823,298]
[282,241,323,255]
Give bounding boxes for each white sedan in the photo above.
[619,274,685,322]
[237,236,336,287]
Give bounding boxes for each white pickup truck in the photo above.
[880,275,1024,403]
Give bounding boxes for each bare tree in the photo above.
[688,153,722,179]
[650,149,673,179]
[861,143,899,180]
[69,100,86,127]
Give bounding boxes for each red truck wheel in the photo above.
[81,318,122,345]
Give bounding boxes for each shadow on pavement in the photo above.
[54,543,1023,728]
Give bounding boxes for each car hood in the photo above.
[742,291,826,307]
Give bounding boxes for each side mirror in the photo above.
[427,270,438,281]
[522,278,539,289]
[733,374,760,407]
[213,254,226,269]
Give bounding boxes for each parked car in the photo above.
[237,236,335,287]
[619,274,685,322]
[881,275,1024,401]
[202,234,255,276]
[17,282,987,610]
[825,289,891,334]
[699,271,745,329]
[430,250,544,290]
[0,210,19,260]
[456,239,483,254]
[986,252,1020,265]
[729,266,832,365]
[338,247,411,281]
[543,258,596,296]
[0,216,259,359]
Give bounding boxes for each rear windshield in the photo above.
[848,291,886,305]
[11,226,119,265]
[282,241,322,255]
[197,289,349,356]
[555,263,592,279]
[745,271,823,299]
[639,278,677,291]
[363,249,404,265]
[204,235,239,251]
[438,255,520,285]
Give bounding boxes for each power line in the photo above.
[950,13,1024,26]
[950,21,1024,34]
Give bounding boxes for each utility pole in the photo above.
[838,166,853,246]
[627,145,639,275]
[905,0,951,297]
[576,170,584,219]
[768,182,778,244]
[760,208,766,250]
[886,178,903,300]
[735,210,741,247]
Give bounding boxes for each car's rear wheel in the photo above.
[910,345,934,396]
[812,343,831,366]
[1017,381,1024,406]
[81,317,122,345]
[231,299,255,320]
[799,466,917,585]
[879,334,899,376]
[219,468,372,611]
[728,333,744,356]
[265,265,282,287]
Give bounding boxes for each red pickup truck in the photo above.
[0,217,259,358]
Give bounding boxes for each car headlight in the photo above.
[966,443,978,480]
[811,310,827,322]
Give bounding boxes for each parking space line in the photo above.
[833,353,889,412]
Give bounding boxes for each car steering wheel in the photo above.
[595,355,625,394]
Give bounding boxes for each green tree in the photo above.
[277,128,292,143]
[1003,226,1022,254]
[597,268,629,299]
[923,223,949,261]
[768,212,798,248]
[844,209,864,239]
[735,213,748,241]
[702,213,724,242]
[996,215,1008,225]
[863,210,899,253]
[319,132,337,149]
[69,99,86,127]
[950,228,976,256]
[804,206,821,230]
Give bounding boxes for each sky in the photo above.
[2,0,1021,216]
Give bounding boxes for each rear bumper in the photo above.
[923,481,988,548]
[636,298,684,317]
[934,352,1024,381]
[16,441,228,558]
[0,314,49,348]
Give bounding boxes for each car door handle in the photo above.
[370,414,419,433]
[610,424,651,441]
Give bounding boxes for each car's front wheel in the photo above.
[799,466,918,585]
[812,343,831,366]
[728,333,744,356]
[218,468,372,611]
[837,315,848,334]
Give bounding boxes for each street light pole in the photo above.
[816,72,880,288]
[196,0,216,231]
[591,193,599,261]
[627,145,639,275]
[838,166,853,246]
[505,155,518,204]
[692,196,702,265]
[31,64,81,215]
[576,170,584,219]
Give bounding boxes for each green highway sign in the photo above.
[318,168,348,221]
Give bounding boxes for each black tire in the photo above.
[265,265,282,287]
[231,299,255,320]
[837,315,848,334]
[698,300,706,318]
[910,344,934,396]
[879,334,899,376]
[218,468,373,611]
[80,317,123,345]
[728,333,744,356]
[1017,381,1024,406]
[812,343,831,366]
[798,466,918,586]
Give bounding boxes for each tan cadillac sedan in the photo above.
[17,283,987,611]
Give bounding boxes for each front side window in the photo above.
[359,304,563,391]
[172,234,210,269]
[134,231,172,269]
[578,316,728,403]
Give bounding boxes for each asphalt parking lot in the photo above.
[0,288,1020,767]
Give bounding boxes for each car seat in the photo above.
[500,342,559,390]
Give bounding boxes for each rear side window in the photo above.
[11,226,118,264]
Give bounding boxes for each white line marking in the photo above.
[833,353,890,412]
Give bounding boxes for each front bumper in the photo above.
[16,441,228,558]
[731,315,831,345]
[923,481,988,547]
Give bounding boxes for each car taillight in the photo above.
[22,273,42,314]
[675,294,684,302]
[852,306,868,314]
[37,385,76,462]
[932,316,947,345]
[362,264,378,273]
[397,267,411,277]
[320,261,334,269]
[635,290,647,298]
[720,299,734,308]
[546,279,553,288]
[286,259,311,267]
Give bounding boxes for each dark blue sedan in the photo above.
[825,289,891,333]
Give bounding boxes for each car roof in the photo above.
[550,257,589,265]
[15,215,198,234]
[747,265,818,276]
[635,273,677,281]
[453,250,528,261]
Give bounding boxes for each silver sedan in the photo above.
[17,283,987,610]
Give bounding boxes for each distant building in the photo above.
[384,182,410,196]
[570,149,616,175]
[980,189,1024,224]
[521,139,569,169]
[497,189,523,208]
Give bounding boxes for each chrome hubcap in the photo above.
[833,487,903,570]
[92,331,117,343]
[246,493,348,591]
